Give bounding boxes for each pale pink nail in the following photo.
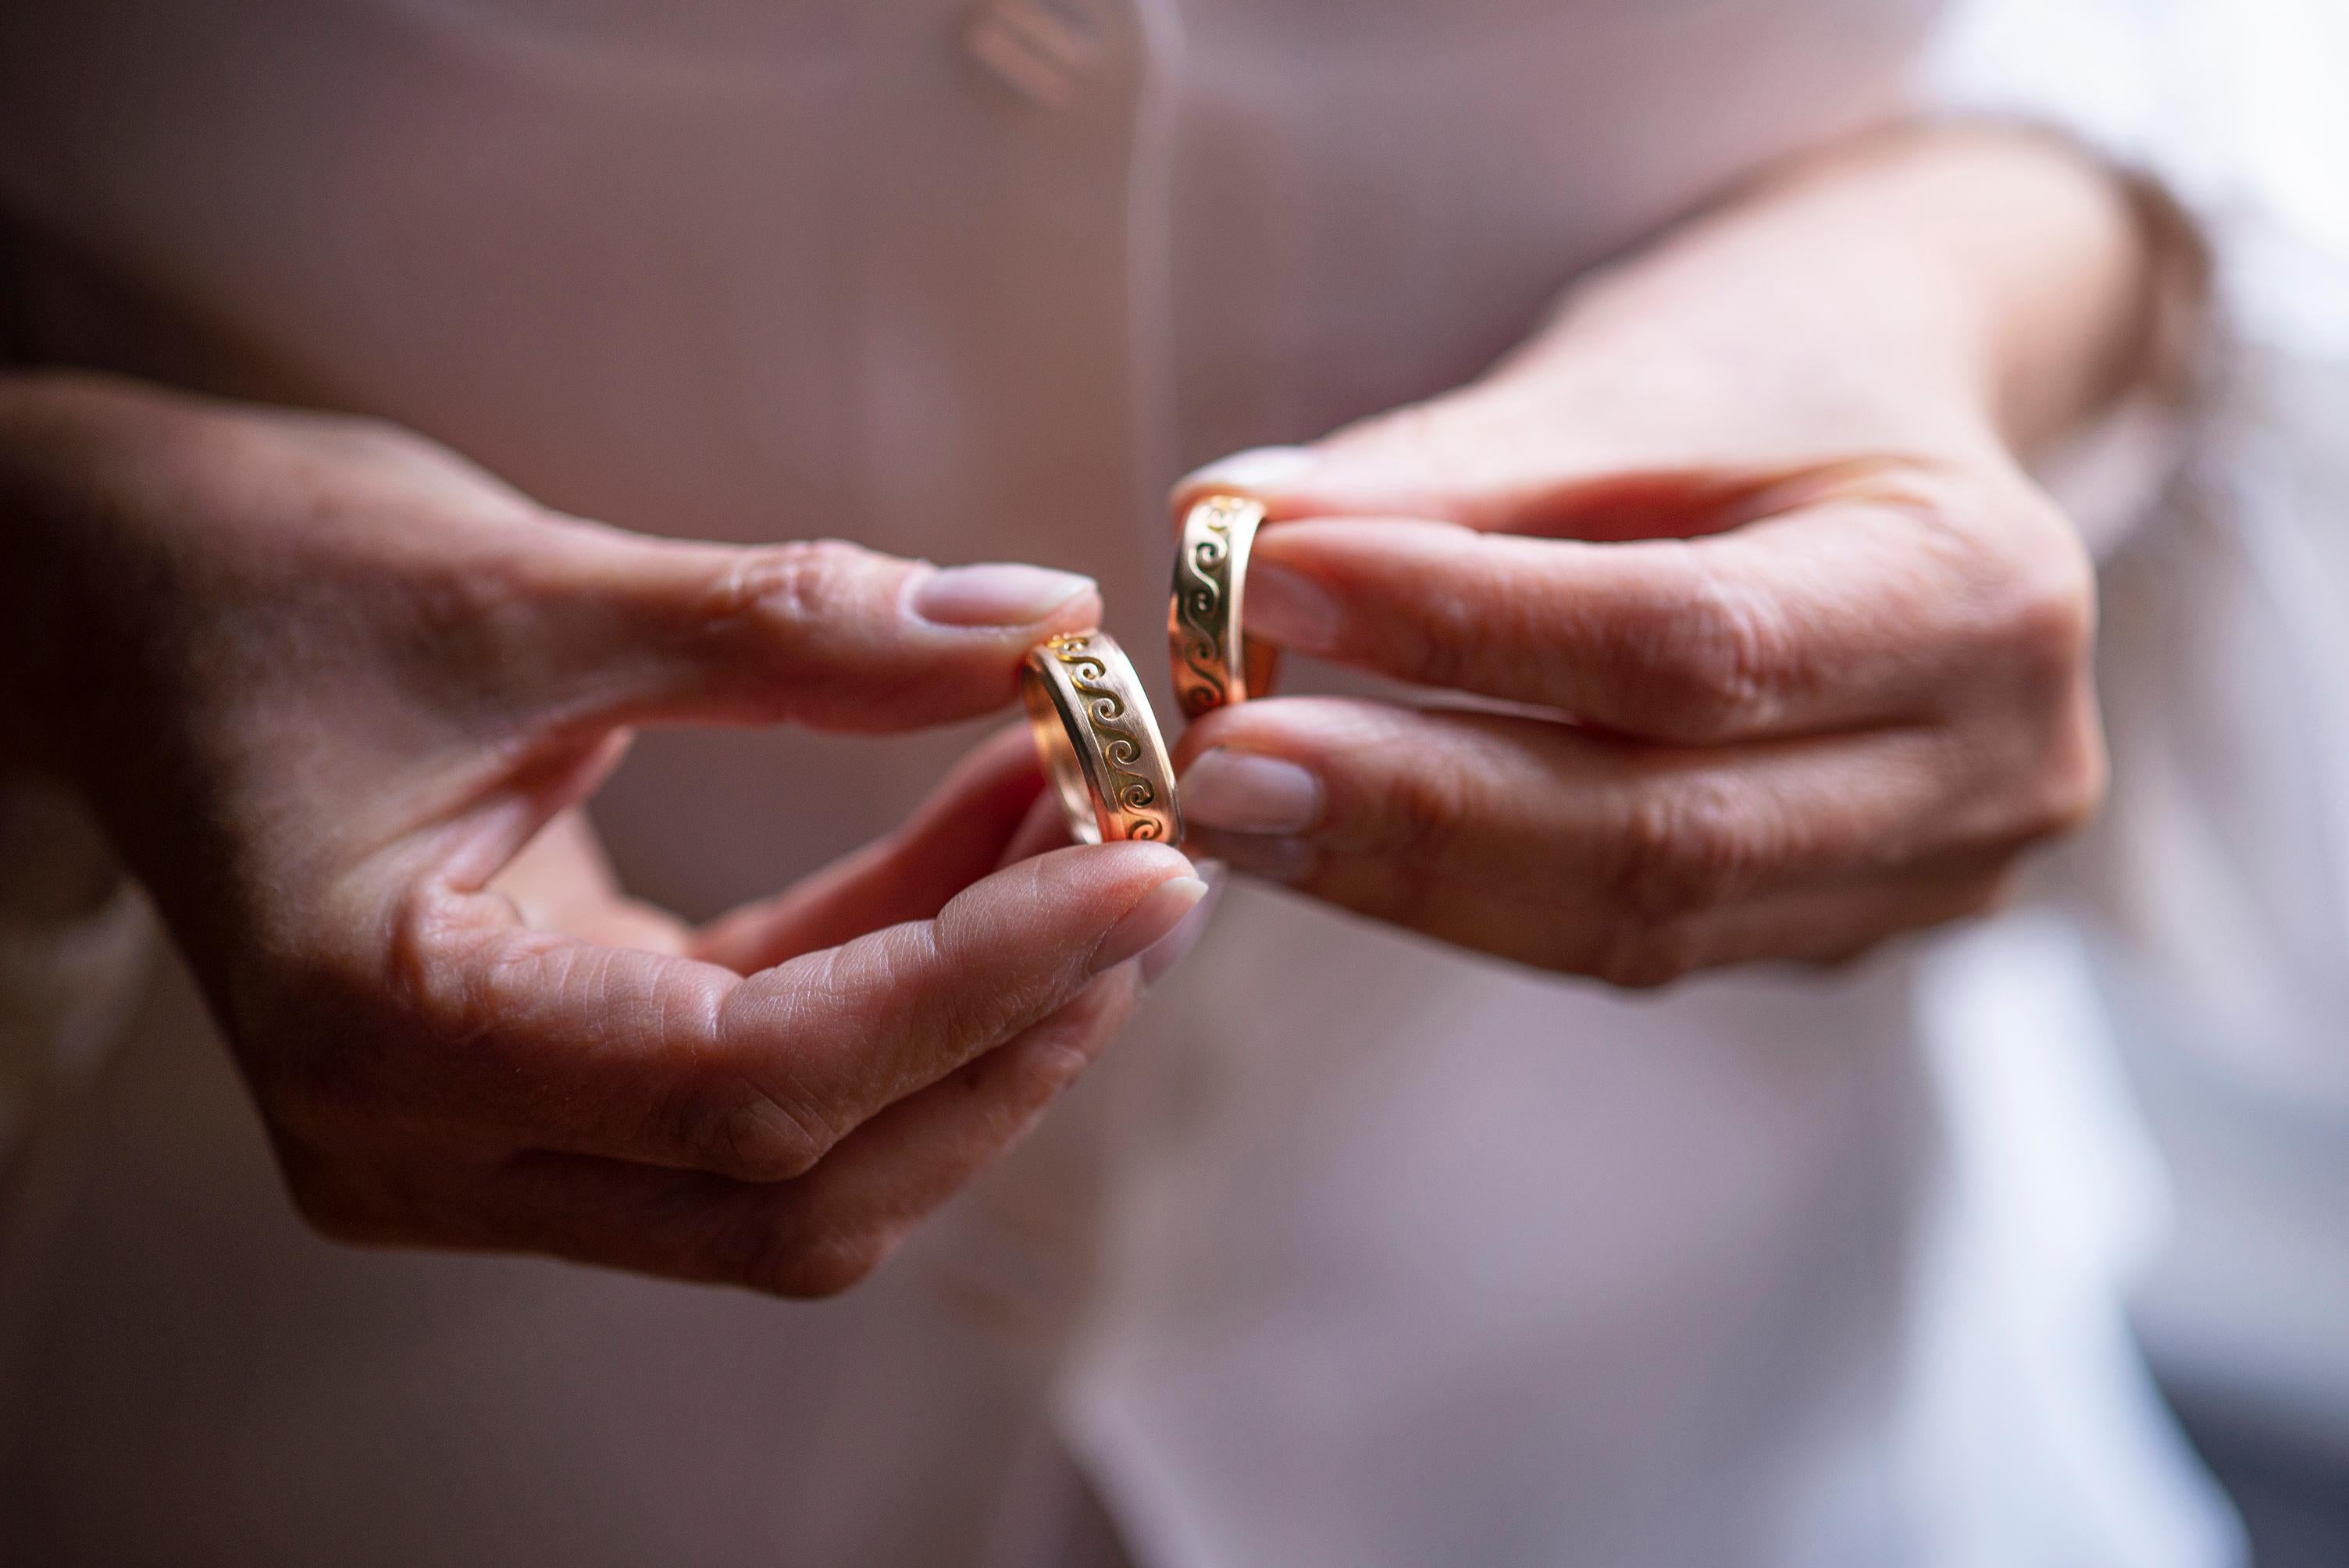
[1180,750,1322,834]
[1180,445,1318,495]
[1139,868,1224,988]
[1187,829,1317,885]
[1091,876,1211,975]
[911,563,1096,627]
[1242,561,1346,656]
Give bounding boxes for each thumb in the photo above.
[1170,384,1537,531]
[1171,441,1490,529]
[1171,393,1788,543]
[506,522,1102,733]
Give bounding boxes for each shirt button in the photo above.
[961,0,1107,110]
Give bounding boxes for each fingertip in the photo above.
[1107,839,1203,884]
[1178,748,1323,836]
[905,562,1099,630]
[1138,865,1223,989]
[1089,872,1212,974]
[1171,446,1321,515]
[991,840,1200,936]
[1025,837,1199,893]
[581,540,1108,733]
[1234,555,1346,657]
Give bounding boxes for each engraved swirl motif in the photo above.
[1173,504,1236,717]
[1047,634,1169,838]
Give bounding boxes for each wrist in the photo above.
[1539,123,2172,461]
[1816,124,2179,455]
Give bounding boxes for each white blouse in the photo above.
[4,0,2337,1563]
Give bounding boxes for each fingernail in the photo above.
[1181,750,1322,834]
[1180,445,1318,495]
[1242,561,1345,656]
[1187,829,1317,885]
[911,563,1096,627]
[1139,867,1224,989]
[1091,875,1212,975]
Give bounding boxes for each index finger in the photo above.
[1237,486,2088,743]
[379,840,1201,1182]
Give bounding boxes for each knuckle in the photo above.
[378,540,555,679]
[695,540,918,715]
[1374,747,1477,864]
[1955,486,2096,691]
[1997,531,2097,686]
[422,540,541,629]
[1636,568,1789,739]
[1393,586,1483,694]
[711,539,875,633]
[676,1071,835,1182]
[385,889,504,1050]
[1606,779,1765,920]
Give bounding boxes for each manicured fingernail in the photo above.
[1181,750,1321,834]
[1180,445,1317,494]
[1139,867,1224,989]
[1091,875,1212,974]
[911,563,1096,627]
[1242,561,1345,655]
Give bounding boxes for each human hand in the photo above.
[1170,130,2157,985]
[0,373,1207,1293]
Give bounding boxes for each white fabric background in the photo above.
[0,2,2338,1563]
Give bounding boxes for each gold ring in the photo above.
[1168,494,1279,719]
[1021,631,1183,846]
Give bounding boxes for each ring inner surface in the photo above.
[1171,494,1276,712]
[1022,668,1104,845]
[1240,635,1280,703]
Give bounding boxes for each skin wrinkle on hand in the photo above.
[0,119,2150,1293]
[1167,124,2135,985]
[0,372,1198,1296]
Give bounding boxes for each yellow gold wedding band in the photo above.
[1168,494,1280,719]
[1021,631,1183,846]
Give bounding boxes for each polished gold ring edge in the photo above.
[1021,631,1183,846]
[1168,494,1278,719]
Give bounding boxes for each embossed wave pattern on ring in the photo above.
[1021,631,1183,846]
[1168,494,1278,719]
